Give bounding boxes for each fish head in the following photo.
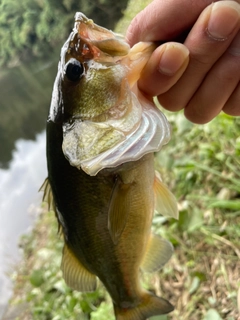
[49,13,171,175]
[61,13,131,121]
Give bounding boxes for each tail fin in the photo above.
[114,291,173,320]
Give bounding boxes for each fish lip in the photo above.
[74,12,89,23]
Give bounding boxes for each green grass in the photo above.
[152,110,240,319]
[5,0,240,319]
[114,0,151,34]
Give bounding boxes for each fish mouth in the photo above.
[74,12,130,56]
[63,12,130,65]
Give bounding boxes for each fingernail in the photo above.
[158,44,189,76]
[207,2,240,40]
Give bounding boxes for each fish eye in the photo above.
[65,59,84,81]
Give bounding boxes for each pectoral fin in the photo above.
[108,177,132,245]
[61,244,97,292]
[141,234,174,273]
[154,173,179,219]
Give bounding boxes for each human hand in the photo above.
[126,0,240,124]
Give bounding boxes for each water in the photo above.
[0,59,57,318]
[0,132,47,318]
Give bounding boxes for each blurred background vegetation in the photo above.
[1,0,239,319]
[0,0,129,67]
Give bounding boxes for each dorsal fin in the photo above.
[40,177,62,234]
[39,177,54,211]
[141,234,174,273]
[108,177,132,245]
[154,173,179,219]
[61,244,97,292]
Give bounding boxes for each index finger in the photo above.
[126,0,215,45]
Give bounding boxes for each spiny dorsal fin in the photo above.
[108,177,132,245]
[39,178,62,234]
[154,173,179,219]
[39,177,54,211]
[141,234,174,273]
[61,244,97,292]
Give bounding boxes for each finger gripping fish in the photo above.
[43,12,178,320]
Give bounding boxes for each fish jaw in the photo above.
[74,12,130,57]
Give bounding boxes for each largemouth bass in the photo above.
[43,12,178,320]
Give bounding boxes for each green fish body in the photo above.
[44,12,178,320]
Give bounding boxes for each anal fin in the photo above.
[61,244,97,292]
[141,234,174,273]
[114,290,173,319]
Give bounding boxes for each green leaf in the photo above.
[204,309,222,320]
[29,270,44,287]
[178,208,203,233]
[208,297,217,305]
[53,280,67,294]
[189,276,200,294]
[178,210,189,231]
[187,208,203,232]
[91,302,115,320]
[80,300,92,314]
[209,200,240,210]
[191,271,207,282]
